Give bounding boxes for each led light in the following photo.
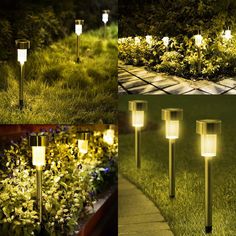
[102,10,109,24]
[32,146,46,166]
[165,120,179,139]
[195,34,203,47]
[75,24,82,36]
[201,134,217,157]
[78,140,88,154]
[132,111,144,128]
[103,127,115,145]
[135,37,141,45]
[224,29,232,40]
[17,49,27,65]
[146,35,153,45]
[162,36,169,47]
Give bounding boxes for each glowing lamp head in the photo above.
[134,36,141,45]
[129,100,148,128]
[102,10,110,24]
[224,29,232,40]
[15,39,30,65]
[103,125,115,145]
[162,36,170,47]
[29,133,48,167]
[162,108,183,140]
[77,131,91,154]
[194,34,203,47]
[146,35,153,45]
[196,120,221,158]
[75,19,84,36]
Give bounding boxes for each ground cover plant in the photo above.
[0,125,118,236]
[119,95,236,236]
[0,24,118,124]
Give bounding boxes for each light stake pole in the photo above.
[102,10,110,38]
[29,133,48,229]
[75,20,84,63]
[194,33,203,75]
[162,108,183,198]
[129,100,148,169]
[196,119,221,234]
[15,39,30,110]
[77,130,91,155]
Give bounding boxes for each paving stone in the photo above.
[200,83,231,94]
[128,84,159,94]
[164,83,194,94]
[223,89,236,94]
[144,90,167,95]
[218,78,236,88]
[118,86,128,94]
[183,89,210,95]
[119,75,140,83]
[122,79,148,89]
[151,79,179,89]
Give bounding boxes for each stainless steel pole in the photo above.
[36,166,43,225]
[197,47,201,75]
[19,64,24,110]
[77,35,80,63]
[169,139,175,198]
[205,157,212,233]
[135,127,141,169]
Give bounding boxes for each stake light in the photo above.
[103,125,115,145]
[78,131,91,154]
[162,36,170,47]
[15,39,30,65]
[194,34,203,47]
[102,10,110,24]
[75,19,84,36]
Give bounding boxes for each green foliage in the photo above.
[0,126,118,236]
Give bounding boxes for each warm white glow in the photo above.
[102,13,109,24]
[75,24,82,36]
[135,37,141,45]
[17,49,27,65]
[146,35,153,45]
[201,134,217,157]
[103,129,115,145]
[162,36,169,47]
[132,111,144,127]
[165,120,179,139]
[32,146,46,166]
[224,29,232,40]
[78,140,88,154]
[195,34,203,47]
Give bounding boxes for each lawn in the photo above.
[119,95,236,236]
[0,24,117,124]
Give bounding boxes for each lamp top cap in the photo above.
[77,130,92,140]
[29,132,48,147]
[129,100,148,111]
[196,119,221,135]
[162,108,183,121]
[15,39,30,49]
[75,19,84,25]
[103,9,110,13]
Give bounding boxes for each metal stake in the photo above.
[135,127,141,169]
[169,139,175,198]
[77,35,80,63]
[36,166,43,225]
[197,47,201,75]
[205,157,212,233]
[19,63,24,110]
[104,23,107,38]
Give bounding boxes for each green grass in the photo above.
[0,24,117,124]
[119,95,236,236]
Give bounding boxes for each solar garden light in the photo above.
[162,36,170,51]
[162,108,183,198]
[29,133,48,227]
[194,32,203,75]
[196,120,221,234]
[15,39,30,110]
[103,125,115,145]
[102,10,110,38]
[75,19,84,63]
[134,36,141,45]
[77,130,91,155]
[146,35,153,46]
[224,27,232,41]
[129,100,148,169]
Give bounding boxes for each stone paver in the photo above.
[118,176,174,236]
[118,63,236,95]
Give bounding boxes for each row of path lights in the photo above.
[28,126,115,233]
[128,100,221,234]
[15,9,110,110]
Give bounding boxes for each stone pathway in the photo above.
[118,175,174,236]
[118,63,236,95]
